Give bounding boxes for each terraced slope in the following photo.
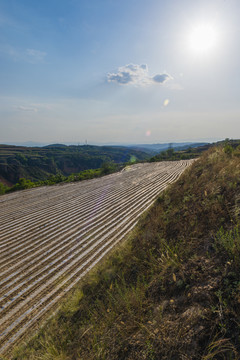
[0,160,193,355]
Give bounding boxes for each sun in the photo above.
[189,23,218,54]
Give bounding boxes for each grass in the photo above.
[10,144,240,359]
[214,226,240,268]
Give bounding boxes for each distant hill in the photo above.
[149,143,213,162]
[43,143,69,148]
[0,144,149,185]
[127,142,209,154]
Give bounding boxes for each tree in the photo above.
[13,178,35,190]
[100,162,116,175]
[0,183,7,195]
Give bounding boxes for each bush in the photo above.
[0,182,8,195]
[100,162,117,175]
[11,178,35,191]
[223,144,233,156]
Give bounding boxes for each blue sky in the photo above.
[0,0,239,145]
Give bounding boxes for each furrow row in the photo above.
[0,168,179,303]
[0,165,170,245]
[0,163,164,221]
[1,166,175,254]
[0,162,172,235]
[0,160,193,355]
[0,218,139,354]
[0,183,165,341]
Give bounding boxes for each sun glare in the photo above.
[189,23,218,54]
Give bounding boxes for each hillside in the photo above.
[11,143,240,359]
[149,143,211,162]
[128,142,209,154]
[0,144,149,185]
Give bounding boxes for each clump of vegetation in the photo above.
[10,178,35,191]
[150,139,240,163]
[0,162,122,195]
[0,182,9,195]
[12,144,240,359]
[149,145,205,162]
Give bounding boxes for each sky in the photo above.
[0,0,240,145]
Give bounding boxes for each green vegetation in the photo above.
[0,182,8,195]
[12,144,240,359]
[0,162,121,195]
[149,144,210,162]
[0,144,149,186]
[149,139,240,163]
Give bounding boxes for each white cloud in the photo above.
[107,63,172,86]
[153,74,170,83]
[16,106,38,112]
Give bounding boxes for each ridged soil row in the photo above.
[0,163,175,245]
[0,169,175,279]
[0,182,167,335]
[0,219,140,355]
[0,161,178,229]
[0,164,177,258]
[2,162,188,300]
[0,182,170,352]
[0,163,186,272]
[0,162,189,332]
[0,165,183,314]
[0,160,193,355]
[0,166,181,308]
[1,160,184,216]
[0,163,160,220]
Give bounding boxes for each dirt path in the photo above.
[0,160,193,356]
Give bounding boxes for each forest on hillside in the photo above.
[0,144,149,186]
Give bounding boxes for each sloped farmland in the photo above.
[0,160,193,355]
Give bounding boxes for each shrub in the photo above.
[11,178,35,190]
[223,144,233,156]
[0,182,8,195]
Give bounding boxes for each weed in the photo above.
[145,340,156,360]
[214,226,240,268]
[203,337,238,360]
